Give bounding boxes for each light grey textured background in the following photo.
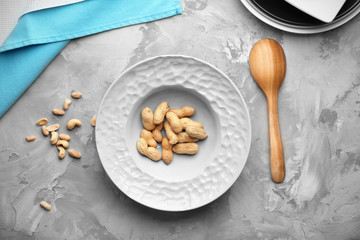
[1,0,360,239]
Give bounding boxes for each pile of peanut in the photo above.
[137,102,208,164]
[25,91,96,211]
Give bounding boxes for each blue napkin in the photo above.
[0,0,182,117]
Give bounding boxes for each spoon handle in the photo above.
[267,94,285,183]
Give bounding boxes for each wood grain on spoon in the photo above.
[249,39,286,183]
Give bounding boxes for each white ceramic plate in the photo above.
[96,55,251,211]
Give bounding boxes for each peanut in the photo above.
[180,118,203,129]
[71,92,82,99]
[53,109,65,116]
[136,138,161,161]
[67,119,81,130]
[146,147,162,161]
[68,149,81,159]
[36,118,48,126]
[162,137,173,164]
[164,121,178,145]
[171,106,195,118]
[152,123,163,143]
[56,140,69,149]
[177,132,199,143]
[40,201,51,211]
[46,124,60,132]
[141,107,155,130]
[186,125,208,140]
[63,99,72,110]
[50,132,58,144]
[153,102,169,124]
[173,143,199,155]
[91,115,96,127]
[165,111,182,133]
[41,126,49,136]
[137,138,148,155]
[26,136,36,142]
[57,146,66,159]
[140,129,157,148]
[59,134,71,141]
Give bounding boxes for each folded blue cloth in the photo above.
[0,0,182,117]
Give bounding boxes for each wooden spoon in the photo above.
[249,39,286,183]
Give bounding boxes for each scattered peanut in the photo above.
[177,132,199,143]
[186,125,208,140]
[162,137,173,164]
[140,129,157,148]
[67,119,81,130]
[137,138,161,161]
[71,92,82,99]
[141,107,155,130]
[164,121,178,145]
[27,91,93,163]
[166,111,182,133]
[180,118,203,129]
[63,98,72,110]
[46,124,60,132]
[56,140,69,149]
[68,149,81,159]
[173,143,199,155]
[26,136,36,142]
[59,134,71,141]
[152,123,163,143]
[153,102,169,124]
[41,126,49,136]
[36,118,48,126]
[50,132,58,144]
[171,106,195,118]
[40,201,51,211]
[91,115,96,127]
[53,109,65,116]
[57,146,66,159]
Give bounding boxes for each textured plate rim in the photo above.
[241,0,360,34]
[95,55,252,211]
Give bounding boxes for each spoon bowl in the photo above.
[249,39,286,96]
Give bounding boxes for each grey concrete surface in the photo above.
[1,0,360,239]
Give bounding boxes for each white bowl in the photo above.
[96,55,252,211]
